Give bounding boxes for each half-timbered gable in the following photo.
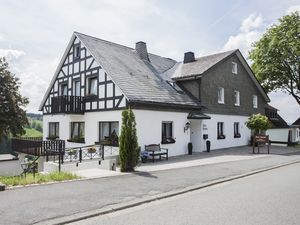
[41,36,126,115]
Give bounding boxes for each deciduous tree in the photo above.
[249,12,300,105]
[0,57,28,140]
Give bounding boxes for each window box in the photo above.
[85,94,97,102]
[234,133,241,138]
[217,135,226,140]
[161,137,176,144]
[46,136,59,140]
[67,137,85,143]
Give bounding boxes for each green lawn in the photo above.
[22,127,42,137]
[0,172,80,186]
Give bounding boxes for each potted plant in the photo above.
[87,146,97,154]
[188,142,193,155]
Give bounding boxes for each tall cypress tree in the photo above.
[119,108,139,172]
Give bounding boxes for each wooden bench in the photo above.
[145,144,168,163]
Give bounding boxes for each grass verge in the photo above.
[0,171,80,186]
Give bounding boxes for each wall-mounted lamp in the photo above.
[184,121,191,133]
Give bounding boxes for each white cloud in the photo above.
[0,49,25,60]
[222,14,264,56]
[286,4,300,14]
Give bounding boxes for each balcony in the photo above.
[51,96,85,114]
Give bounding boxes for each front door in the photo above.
[190,120,202,152]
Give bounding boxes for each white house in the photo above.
[39,32,270,157]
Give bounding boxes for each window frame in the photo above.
[217,122,225,139]
[60,83,68,96]
[87,76,98,96]
[253,95,258,108]
[161,121,175,144]
[232,62,238,74]
[73,43,81,60]
[234,122,241,138]
[217,87,225,104]
[73,80,81,97]
[69,122,85,143]
[234,90,240,106]
[99,121,119,146]
[48,122,59,139]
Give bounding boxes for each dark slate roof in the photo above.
[171,50,237,80]
[292,117,300,126]
[75,32,201,108]
[269,114,290,128]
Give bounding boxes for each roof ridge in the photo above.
[74,31,177,62]
[74,31,135,51]
[195,49,238,60]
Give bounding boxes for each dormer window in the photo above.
[232,62,237,74]
[73,44,81,60]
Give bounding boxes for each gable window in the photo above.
[69,122,85,143]
[73,80,80,96]
[234,122,241,138]
[162,121,175,144]
[99,122,119,146]
[232,62,238,74]
[48,122,59,139]
[87,77,97,96]
[217,122,225,139]
[253,95,258,108]
[73,44,80,60]
[217,87,225,104]
[60,83,68,96]
[234,90,240,106]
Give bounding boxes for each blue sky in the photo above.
[0,0,299,123]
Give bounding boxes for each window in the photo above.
[217,122,225,139]
[253,95,258,108]
[217,87,224,104]
[234,90,240,106]
[99,122,119,146]
[234,122,241,138]
[88,77,97,96]
[73,80,80,96]
[73,44,80,60]
[232,62,238,74]
[162,121,175,144]
[60,83,68,96]
[48,122,59,139]
[69,122,85,143]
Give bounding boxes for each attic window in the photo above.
[73,44,81,60]
[166,81,183,93]
[232,62,237,74]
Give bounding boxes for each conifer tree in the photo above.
[119,108,139,172]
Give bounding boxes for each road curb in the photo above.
[35,159,300,225]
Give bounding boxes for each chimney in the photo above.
[183,52,195,63]
[135,41,149,61]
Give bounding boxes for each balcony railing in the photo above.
[11,137,65,157]
[51,96,85,114]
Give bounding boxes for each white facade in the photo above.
[266,128,290,146]
[44,111,252,157]
[191,114,251,152]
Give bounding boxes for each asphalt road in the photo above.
[73,162,300,225]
